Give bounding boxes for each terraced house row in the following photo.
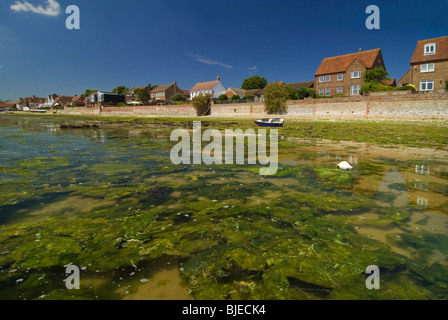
[315,36,448,97]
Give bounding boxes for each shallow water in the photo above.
[0,116,447,300]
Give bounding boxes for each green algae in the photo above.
[0,115,447,300]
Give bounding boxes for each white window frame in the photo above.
[325,88,331,96]
[319,76,324,83]
[337,87,343,94]
[424,43,436,55]
[351,85,361,96]
[351,71,361,79]
[319,88,324,96]
[325,75,331,82]
[420,63,434,73]
[337,74,343,81]
[420,80,434,91]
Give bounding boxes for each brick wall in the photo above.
[58,93,448,119]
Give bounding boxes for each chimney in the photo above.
[174,81,177,87]
[217,76,220,81]
[359,48,362,52]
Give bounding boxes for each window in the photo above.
[337,87,343,94]
[325,75,331,82]
[325,88,331,96]
[319,88,324,96]
[319,76,324,83]
[337,74,343,81]
[351,71,361,79]
[351,85,361,96]
[420,63,435,73]
[424,43,436,55]
[420,80,434,91]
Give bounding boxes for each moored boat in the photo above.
[254,118,284,127]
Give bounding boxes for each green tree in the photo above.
[297,87,310,100]
[245,94,255,101]
[263,82,289,114]
[133,88,150,104]
[82,89,97,97]
[171,93,187,102]
[112,86,129,95]
[285,86,299,100]
[218,94,228,101]
[364,67,390,83]
[230,94,241,101]
[191,93,212,116]
[241,76,268,90]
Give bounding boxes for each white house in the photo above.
[190,76,227,99]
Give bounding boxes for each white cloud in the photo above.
[248,66,257,71]
[188,53,233,69]
[10,0,61,17]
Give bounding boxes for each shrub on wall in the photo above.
[230,95,241,100]
[360,82,394,95]
[218,94,228,101]
[263,82,289,114]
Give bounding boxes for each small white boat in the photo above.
[254,118,284,127]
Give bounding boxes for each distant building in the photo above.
[150,81,186,102]
[190,76,227,99]
[407,36,448,92]
[315,48,387,96]
[126,84,151,103]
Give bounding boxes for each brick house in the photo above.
[150,81,185,101]
[314,48,386,97]
[126,84,151,103]
[408,36,448,92]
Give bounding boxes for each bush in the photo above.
[364,67,390,83]
[117,102,129,107]
[297,87,310,100]
[360,82,394,95]
[333,93,348,98]
[171,93,187,102]
[230,95,241,100]
[285,86,299,100]
[397,85,416,91]
[308,88,316,99]
[218,94,228,101]
[263,82,289,114]
[191,93,212,116]
[245,94,255,101]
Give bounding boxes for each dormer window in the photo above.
[424,43,436,55]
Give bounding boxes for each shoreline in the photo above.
[1,112,447,151]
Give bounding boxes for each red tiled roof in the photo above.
[315,49,382,76]
[285,81,314,89]
[410,36,448,64]
[191,80,218,92]
[151,84,172,93]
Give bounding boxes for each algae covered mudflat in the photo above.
[0,115,447,300]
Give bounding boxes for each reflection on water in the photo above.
[0,116,447,300]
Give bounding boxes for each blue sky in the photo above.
[0,0,447,100]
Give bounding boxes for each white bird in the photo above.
[337,161,353,171]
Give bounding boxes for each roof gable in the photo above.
[410,36,448,64]
[315,49,381,76]
[191,80,219,92]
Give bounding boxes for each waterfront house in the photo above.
[314,48,387,96]
[126,84,151,103]
[71,95,86,106]
[407,36,448,92]
[0,102,15,111]
[190,76,227,99]
[150,81,185,102]
[225,88,247,98]
[53,95,75,108]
